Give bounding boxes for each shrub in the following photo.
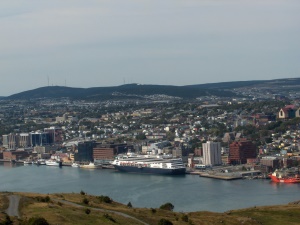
[182,214,189,222]
[158,218,173,225]
[98,195,112,203]
[2,215,13,225]
[85,208,91,215]
[159,202,174,211]
[82,197,89,205]
[35,196,50,203]
[27,217,50,225]
[151,208,157,214]
[80,190,85,195]
[44,196,50,202]
[127,202,132,208]
[103,214,116,223]
[57,202,63,207]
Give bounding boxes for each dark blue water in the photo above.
[1,162,300,212]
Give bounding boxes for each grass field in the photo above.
[1,192,300,225]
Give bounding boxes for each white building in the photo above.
[202,141,222,166]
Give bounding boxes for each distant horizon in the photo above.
[2,76,299,98]
[1,0,299,96]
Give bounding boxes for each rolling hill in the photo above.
[5,78,300,100]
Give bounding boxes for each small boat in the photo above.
[80,162,102,169]
[45,159,62,167]
[269,170,300,183]
[24,160,33,165]
[71,163,80,168]
[37,159,46,165]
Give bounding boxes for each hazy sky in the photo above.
[0,0,299,96]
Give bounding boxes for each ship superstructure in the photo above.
[112,154,186,175]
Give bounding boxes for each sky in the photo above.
[0,0,299,96]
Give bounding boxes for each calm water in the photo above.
[1,162,300,212]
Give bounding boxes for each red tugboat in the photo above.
[269,170,300,183]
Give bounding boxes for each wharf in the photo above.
[199,172,243,180]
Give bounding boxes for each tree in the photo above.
[159,202,174,211]
[127,201,132,208]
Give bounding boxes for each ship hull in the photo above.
[270,175,300,183]
[114,165,186,175]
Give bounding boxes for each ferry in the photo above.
[112,154,186,175]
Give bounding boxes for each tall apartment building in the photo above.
[202,141,222,166]
[229,140,257,164]
[44,127,63,143]
[30,132,51,146]
[19,133,30,148]
[2,133,19,150]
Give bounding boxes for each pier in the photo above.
[199,172,243,180]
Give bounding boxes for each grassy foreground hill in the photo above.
[1,192,300,225]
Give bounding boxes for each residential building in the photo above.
[202,141,222,166]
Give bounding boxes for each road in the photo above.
[5,195,20,218]
[53,198,149,225]
[5,195,149,225]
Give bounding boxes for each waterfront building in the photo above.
[93,147,114,162]
[2,133,19,150]
[202,141,222,166]
[19,133,30,148]
[3,150,29,161]
[229,140,257,164]
[30,132,51,146]
[74,141,96,162]
[44,127,63,143]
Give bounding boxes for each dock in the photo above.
[199,172,243,180]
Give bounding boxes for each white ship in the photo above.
[112,154,186,175]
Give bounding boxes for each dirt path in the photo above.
[5,195,20,218]
[53,198,149,225]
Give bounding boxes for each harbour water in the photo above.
[1,162,300,212]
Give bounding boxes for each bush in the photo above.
[1,215,13,225]
[26,217,50,225]
[158,218,173,225]
[159,202,174,211]
[98,195,112,203]
[103,214,116,223]
[80,190,86,195]
[151,208,156,214]
[35,196,50,203]
[82,197,89,205]
[182,214,189,222]
[127,202,132,208]
[85,208,91,215]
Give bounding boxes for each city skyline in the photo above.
[1,0,299,96]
